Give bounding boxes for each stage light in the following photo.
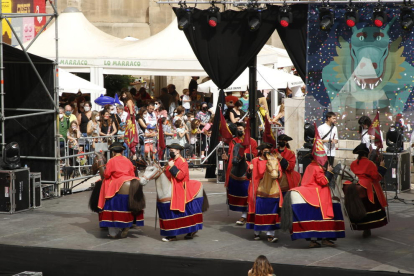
[345,5,358,27]
[177,6,193,31]
[207,6,220,27]
[248,7,263,32]
[2,142,21,170]
[303,123,315,149]
[278,5,292,28]
[373,5,387,27]
[401,6,414,30]
[386,125,403,153]
[319,6,335,31]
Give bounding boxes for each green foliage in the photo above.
[104,75,134,97]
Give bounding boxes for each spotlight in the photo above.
[386,125,403,153]
[207,6,220,27]
[345,5,358,27]
[248,7,263,32]
[2,142,21,170]
[278,5,292,28]
[373,5,387,27]
[304,123,315,149]
[177,6,193,31]
[319,6,335,31]
[401,6,414,30]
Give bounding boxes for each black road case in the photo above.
[0,168,30,214]
[30,172,42,208]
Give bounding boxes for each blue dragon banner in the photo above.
[306,4,414,140]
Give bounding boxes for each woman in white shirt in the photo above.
[182,89,191,114]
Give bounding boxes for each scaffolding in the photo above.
[0,1,60,193]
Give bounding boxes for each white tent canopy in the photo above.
[59,69,106,111]
[198,65,303,93]
[23,8,293,86]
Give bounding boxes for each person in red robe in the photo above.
[222,122,258,225]
[98,142,143,238]
[290,158,344,248]
[273,134,301,191]
[161,143,203,242]
[343,143,388,238]
[246,142,282,243]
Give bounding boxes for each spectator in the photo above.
[99,111,117,138]
[161,117,174,161]
[144,101,158,127]
[168,92,180,118]
[189,76,199,93]
[117,122,129,157]
[248,255,275,276]
[154,100,168,119]
[196,102,211,159]
[116,104,128,123]
[190,119,201,159]
[137,107,148,157]
[271,103,285,134]
[159,87,172,111]
[59,105,77,142]
[173,106,187,125]
[129,87,137,97]
[74,96,86,117]
[190,90,201,111]
[174,119,193,158]
[240,91,249,113]
[201,116,214,159]
[77,101,92,149]
[186,112,195,132]
[67,120,81,166]
[87,111,100,137]
[167,84,177,95]
[229,100,245,124]
[182,89,191,114]
[144,124,158,160]
[137,87,152,107]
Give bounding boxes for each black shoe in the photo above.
[162,236,177,242]
[184,231,198,240]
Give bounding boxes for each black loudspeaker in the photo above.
[382,151,411,192]
[216,146,229,184]
[297,148,312,177]
[0,168,30,214]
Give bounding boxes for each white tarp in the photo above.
[23,8,293,85]
[198,65,303,93]
[59,69,106,111]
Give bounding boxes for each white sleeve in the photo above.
[317,125,324,138]
[410,130,414,144]
[333,127,338,140]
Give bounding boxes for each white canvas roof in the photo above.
[59,69,106,111]
[23,8,293,85]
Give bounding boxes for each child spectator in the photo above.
[174,119,193,158]
[144,124,158,160]
[186,112,195,132]
[182,89,191,114]
[67,121,81,166]
[190,119,201,159]
[200,116,214,159]
[161,117,174,160]
[117,122,129,157]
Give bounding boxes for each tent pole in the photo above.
[53,0,61,197]
[248,56,257,141]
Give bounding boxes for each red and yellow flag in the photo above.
[368,111,383,149]
[263,119,276,146]
[312,122,328,166]
[219,108,233,144]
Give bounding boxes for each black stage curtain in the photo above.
[0,244,402,276]
[2,44,55,181]
[173,8,279,178]
[272,4,308,82]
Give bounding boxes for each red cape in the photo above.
[247,157,283,214]
[350,157,387,208]
[274,148,301,190]
[225,137,258,187]
[291,161,334,220]
[98,155,140,209]
[165,157,202,213]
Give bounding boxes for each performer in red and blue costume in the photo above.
[159,143,203,242]
[343,143,388,238]
[273,134,301,192]
[290,157,345,248]
[98,142,144,238]
[222,122,258,225]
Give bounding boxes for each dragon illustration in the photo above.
[322,17,414,115]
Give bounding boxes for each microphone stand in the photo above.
[388,131,406,204]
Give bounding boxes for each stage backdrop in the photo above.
[306,4,414,140]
